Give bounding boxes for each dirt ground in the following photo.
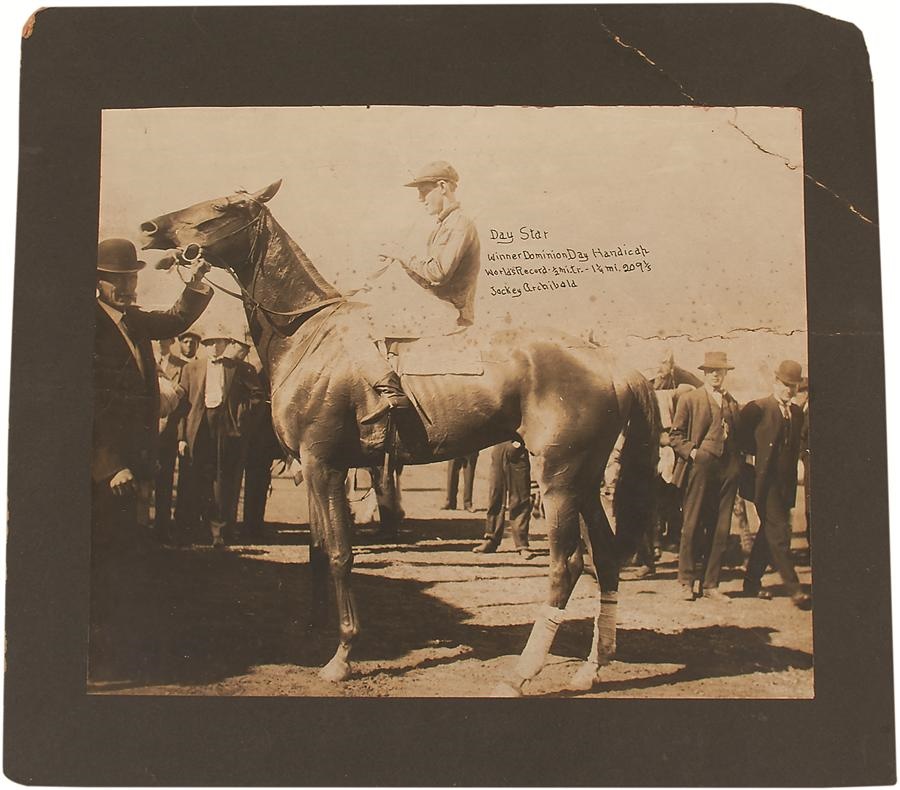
[88,461,814,698]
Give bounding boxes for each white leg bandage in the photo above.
[571,592,618,691]
[515,604,566,681]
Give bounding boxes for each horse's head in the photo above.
[140,180,282,269]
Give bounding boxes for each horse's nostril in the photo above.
[140,221,159,235]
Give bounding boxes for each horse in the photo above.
[140,180,661,695]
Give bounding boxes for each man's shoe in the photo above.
[791,591,812,610]
[680,584,695,601]
[517,546,535,561]
[702,587,732,604]
[441,501,457,510]
[472,539,498,554]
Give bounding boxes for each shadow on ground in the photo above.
[89,524,812,695]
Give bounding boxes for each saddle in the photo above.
[386,327,485,377]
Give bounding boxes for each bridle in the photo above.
[172,197,343,336]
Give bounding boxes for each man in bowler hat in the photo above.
[91,238,212,673]
[739,360,812,609]
[669,351,742,602]
[178,324,265,546]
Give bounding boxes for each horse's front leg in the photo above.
[304,455,358,682]
[493,483,584,697]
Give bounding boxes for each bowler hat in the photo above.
[774,359,803,386]
[698,351,734,371]
[404,160,459,188]
[97,238,146,273]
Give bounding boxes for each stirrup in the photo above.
[360,394,410,424]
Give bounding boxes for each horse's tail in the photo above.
[613,371,662,561]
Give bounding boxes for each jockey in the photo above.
[354,161,482,424]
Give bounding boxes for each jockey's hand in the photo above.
[378,241,405,263]
[178,440,189,458]
[184,257,211,286]
[109,468,135,496]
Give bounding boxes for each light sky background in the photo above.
[100,104,807,383]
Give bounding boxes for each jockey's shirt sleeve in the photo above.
[404,210,478,287]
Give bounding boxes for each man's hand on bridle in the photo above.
[184,257,211,286]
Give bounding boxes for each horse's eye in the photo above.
[212,203,227,212]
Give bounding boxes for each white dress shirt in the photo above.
[205,356,226,408]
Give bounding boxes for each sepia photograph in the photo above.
[91,105,813,697]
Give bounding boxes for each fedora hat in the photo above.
[698,351,734,371]
[97,238,146,273]
[404,160,459,188]
[774,359,803,386]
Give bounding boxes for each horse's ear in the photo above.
[253,179,282,204]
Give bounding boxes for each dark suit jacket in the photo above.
[740,395,803,505]
[92,286,212,484]
[178,356,266,454]
[669,385,741,488]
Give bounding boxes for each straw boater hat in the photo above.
[774,359,803,386]
[698,351,734,371]
[97,238,146,273]
[178,330,201,342]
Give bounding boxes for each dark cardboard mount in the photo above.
[5,5,894,785]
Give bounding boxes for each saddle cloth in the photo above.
[391,329,484,376]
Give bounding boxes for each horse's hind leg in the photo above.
[494,466,585,697]
[571,494,619,691]
[306,487,330,631]
[304,455,358,682]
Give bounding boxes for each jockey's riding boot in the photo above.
[361,372,411,424]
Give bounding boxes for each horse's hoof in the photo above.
[570,662,601,691]
[319,659,352,683]
[490,681,524,698]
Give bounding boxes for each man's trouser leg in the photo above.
[90,481,151,679]
[462,452,478,510]
[702,451,741,590]
[194,416,219,542]
[243,451,272,535]
[484,444,509,545]
[678,455,711,587]
[154,431,177,536]
[749,484,801,595]
[506,451,532,548]
[445,458,461,508]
